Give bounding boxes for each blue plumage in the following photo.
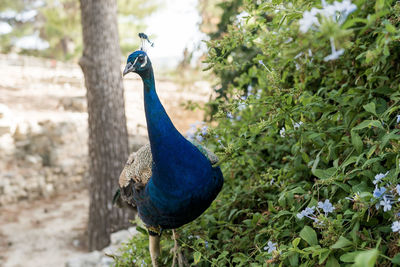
[120,48,223,233]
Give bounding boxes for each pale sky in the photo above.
[0,0,206,67]
[144,0,207,68]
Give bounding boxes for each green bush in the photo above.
[116,0,400,266]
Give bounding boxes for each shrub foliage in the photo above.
[116,0,400,266]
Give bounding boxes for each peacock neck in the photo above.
[140,68,186,173]
[139,67,213,193]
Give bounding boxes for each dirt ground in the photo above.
[0,54,211,266]
[0,190,89,267]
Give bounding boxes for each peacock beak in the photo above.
[123,62,135,76]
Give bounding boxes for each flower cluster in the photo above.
[297,199,335,222]
[299,0,357,33]
[370,171,399,213]
[298,0,357,61]
[186,122,208,143]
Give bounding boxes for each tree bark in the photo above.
[79,0,133,250]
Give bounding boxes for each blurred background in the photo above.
[0,0,226,266]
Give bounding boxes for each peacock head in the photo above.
[123,50,152,77]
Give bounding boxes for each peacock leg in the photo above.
[149,234,161,267]
[171,229,188,267]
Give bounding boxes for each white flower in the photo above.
[201,126,208,135]
[373,171,389,185]
[396,114,400,123]
[296,211,306,219]
[299,0,357,33]
[236,11,250,26]
[320,5,336,19]
[299,10,320,33]
[324,49,344,61]
[258,60,271,73]
[373,186,386,198]
[284,37,293,44]
[196,134,204,142]
[392,221,400,232]
[293,121,303,129]
[294,52,304,59]
[324,37,344,61]
[297,206,315,219]
[186,131,195,141]
[263,241,277,253]
[280,127,286,137]
[318,199,335,214]
[0,21,12,35]
[380,196,392,212]
[396,184,400,195]
[247,85,254,96]
[238,102,247,111]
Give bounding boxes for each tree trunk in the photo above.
[79,0,133,251]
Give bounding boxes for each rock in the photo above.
[0,133,14,153]
[25,154,42,165]
[0,124,10,135]
[110,230,130,245]
[58,96,87,112]
[0,103,10,119]
[128,227,138,235]
[65,227,139,267]
[99,256,114,267]
[0,104,14,136]
[72,239,80,248]
[65,251,102,267]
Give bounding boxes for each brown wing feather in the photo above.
[119,143,152,188]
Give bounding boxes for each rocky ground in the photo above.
[0,54,211,266]
[0,190,89,267]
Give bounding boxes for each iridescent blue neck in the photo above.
[140,68,188,178]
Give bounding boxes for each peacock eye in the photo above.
[138,57,144,63]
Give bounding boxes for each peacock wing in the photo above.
[118,144,153,207]
[119,143,153,188]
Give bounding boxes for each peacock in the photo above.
[114,33,224,266]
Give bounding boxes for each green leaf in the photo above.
[299,226,318,246]
[351,131,363,153]
[363,102,377,116]
[326,256,340,267]
[391,253,400,264]
[353,249,378,267]
[340,251,360,262]
[385,22,397,33]
[381,130,400,148]
[292,237,301,248]
[136,226,148,235]
[312,167,336,179]
[353,120,384,131]
[319,249,330,264]
[193,251,202,264]
[342,156,358,168]
[288,252,299,266]
[331,236,353,249]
